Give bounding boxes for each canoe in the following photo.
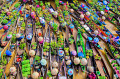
[55,1,66,29]
[105,49,120,78]
[76,29,87,72]
[92,43,110,79]
[64,38,74,79]
[86,40,97,79]
[66,27,79,73]
[24,7,33,78]
[107,43,120,65]
[41,27,50,79]
[47,32,59,79]
[36,6,45,28]
[42,2,59,33]
[75,25,110,78]
[62,3,75,33]
[48,4,66,31]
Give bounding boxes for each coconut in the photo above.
[51,68,58,75]
[81,58,87,65]
[52,61,58,68]
[86,12,90,16]
[29,50,35,56]
[74,58,80,65]
[10,67,16,73]
[32,72,39,79]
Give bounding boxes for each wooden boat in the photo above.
[17,6,31,79]
[105,49,120,78]
[64,38,73,79]
[24,6,33,78]
[107,43,120,65]
[0,34,17,78]
[42,2,59,33]
[62,3,75,33]
[30,7,44,78]
[86,40,97,79]
[76,29,87,72]
[72,22,110,79]
[55,1,66,30]
[30,28,37,78]
[46,32,59,79]
[25,9,33,51]
[91,43,110,79]
[66,27,79,73]
[36,5,45,28]
[48,3,66,31]
[41,27,50,79]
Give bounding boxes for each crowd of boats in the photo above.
[0,0,120,79]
